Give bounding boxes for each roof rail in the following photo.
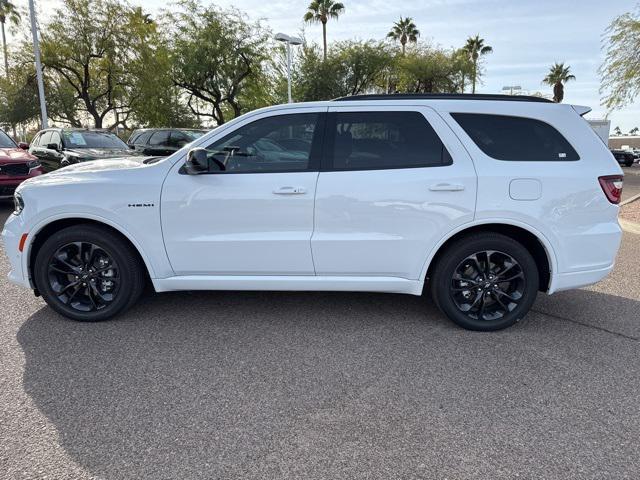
[333,93,554,103]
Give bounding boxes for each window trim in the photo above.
[321,110,453,172]
[449,112,581,162]
[180,112,327,175]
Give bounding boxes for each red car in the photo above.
[0,129,43,199]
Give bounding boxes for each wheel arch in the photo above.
[25,215,156,290]
[421,220,557,292]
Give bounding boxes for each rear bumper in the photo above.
[549,263,615,294]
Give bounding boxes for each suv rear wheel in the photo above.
[34,225,146,321]
[430,233,539,331]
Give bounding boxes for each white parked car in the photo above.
[1,94,624,331]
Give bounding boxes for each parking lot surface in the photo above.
[1,201,639,479]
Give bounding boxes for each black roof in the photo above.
[333,93,553,103]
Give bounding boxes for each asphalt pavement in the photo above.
[1,201,639,480]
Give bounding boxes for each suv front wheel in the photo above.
[430,232,539,331]
[34,224,146,322]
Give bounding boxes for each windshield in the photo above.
[0,130,17,148]
[62,131,128,149]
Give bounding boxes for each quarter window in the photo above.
[201,113,320,173]
[330,111,451,170]
[451,113,579,161]
[39,131,53,147]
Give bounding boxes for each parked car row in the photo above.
[0,127,210,191]
[610,149,638,167]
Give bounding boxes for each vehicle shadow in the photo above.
[17,288,640,479]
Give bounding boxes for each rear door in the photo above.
[311,105,477,279]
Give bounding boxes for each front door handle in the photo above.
[273,186,307,195]
[429,183,465,192]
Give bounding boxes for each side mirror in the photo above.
[18,142,29,150]
[184,148,209,175]
[46,143,60,151]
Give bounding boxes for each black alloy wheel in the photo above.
[47,241,120,312]
[34,224,146,321]
[450,250,525,321]
[430,232,539,331]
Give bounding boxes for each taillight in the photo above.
[598,175,624,204]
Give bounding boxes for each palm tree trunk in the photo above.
[401,41,406,56]
[472,60,477,94]
[554,82,563,103]
[322,21,327,61]
[1,21,8,79]
[461,73,465,93]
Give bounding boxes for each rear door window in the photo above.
[451,113,579,161]
[149,131,171,146]
[328,111,452,170]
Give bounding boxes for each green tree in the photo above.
[0,69,39,128]
[166,1,274,125]
[387,17,419,56]
[0,0,20,78]
[303,0,345,61]
[396,46,462,93]
[40,0,158,128]
[293,40,392,101]
[463,34,492,94]
[543,62,575,103]
[630,126,639,135]
[600,7,640,110]
[613,126,622,135]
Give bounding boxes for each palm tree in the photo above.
[463,35,492,94]
[387,17,419,55]
[303,0,345,61]
[0,0,20,78]
[543,62,575,103]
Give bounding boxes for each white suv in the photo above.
[1,94,624,331]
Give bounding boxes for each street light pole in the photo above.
[286,41,292,104]
[28,0,48,129]
[275,33,303,104]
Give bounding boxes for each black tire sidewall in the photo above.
[34,226,140,322]
[431,234,539,331]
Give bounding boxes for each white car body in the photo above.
[2,97,623,305]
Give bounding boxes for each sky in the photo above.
[23,0,640,131]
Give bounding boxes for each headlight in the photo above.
[13,192,24,215]
[26,160,40,171]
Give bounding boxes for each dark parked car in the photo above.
[127,128,208,156]
[0,129,43,199]
[28,128,140,172]
[611,149,636,167]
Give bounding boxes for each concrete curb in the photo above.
[620,219,640,235]
[621,192,640,206]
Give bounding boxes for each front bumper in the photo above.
[1,212,30,289]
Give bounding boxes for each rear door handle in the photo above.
[429,183,465,192]
[273,186,307,195]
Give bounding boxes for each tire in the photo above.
[430,233,539,331]
[34,224,146,322]
[625,160,633,168]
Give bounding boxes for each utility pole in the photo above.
[28,0,48,128]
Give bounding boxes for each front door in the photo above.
[311,106,477,280]
[161,108,326,276]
